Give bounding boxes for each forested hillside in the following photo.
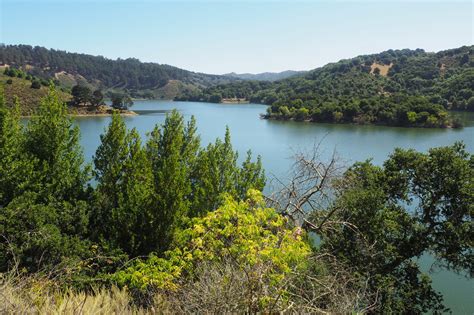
[0,44,236,99]
[178,46,474,127]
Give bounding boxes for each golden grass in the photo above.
[0,275,152,314]
[2,74,71,115]
[370,62,393,77]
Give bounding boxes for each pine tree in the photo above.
[237,150,266,199]
[0,97,35,206]
[146,110,200,253]
[24,85,90,203]
[116,128,153,255]
[93,113,154,255]
[190,127,239,216]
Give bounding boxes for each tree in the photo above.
[209,93,222,103]
[113,190,311,313]
[92,114,154,255]
[111,93,133,110]
[320,143,473,313]
[91,90,104,107]
[24,85,90,203]
[71,85,92,106]
[0,97,35,206]
[93,113,130,241]
[146,110,200,253]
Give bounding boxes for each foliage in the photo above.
[92,113,153,256]
[113,190,311,311]
[319,142,473,313]
[111,93,133,110]
[23,85,90,203]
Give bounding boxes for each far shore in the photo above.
[21,110,137,118]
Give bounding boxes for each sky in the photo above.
[1,0,472,74]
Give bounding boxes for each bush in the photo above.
[30,80,41,89]
[113,190,311,310]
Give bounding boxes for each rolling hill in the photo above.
[0,44,236,100]
[223,70,306,81]
[177,46,473,127]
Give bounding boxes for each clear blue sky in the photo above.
[1,0,472,74]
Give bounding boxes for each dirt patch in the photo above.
[370,62,393,77]
[221,98,249,104]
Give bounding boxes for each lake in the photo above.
[75,100,474,313]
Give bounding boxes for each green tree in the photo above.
[0,97,35,206]
[209,93,222,103]
[321,143,473,313]
[111,93,133,110]
[93,112,129,213]
[146,110,200,253]
[24,85,90,203]
[71,85,92,106]
[91,90,104,107]
[237,150,265,198]
[190,127,238,217]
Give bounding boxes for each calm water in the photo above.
[76,100,473,313]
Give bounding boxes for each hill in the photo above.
[0,44,236,99]
[0,69,72,115]
[0,67,136,116]
[224,70,306,81]
[177,46,473,127]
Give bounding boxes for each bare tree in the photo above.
[265,141,349,233]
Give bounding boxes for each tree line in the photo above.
[0,44,235,93]
[0,85,472,313]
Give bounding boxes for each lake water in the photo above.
[75,100,473,313]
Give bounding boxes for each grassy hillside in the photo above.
[0,44,236,99]
[1,70,72,115]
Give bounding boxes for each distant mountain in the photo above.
[224,70,306,81]
[0,44,237,99]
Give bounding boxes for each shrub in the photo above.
[30,80,41,89]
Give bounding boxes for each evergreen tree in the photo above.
[0,97,35,206]
[92,112,129,240]
[237,150,265,198]
[24,85,90,203]
[190,127,240,217]
[93,113,154,255]
[146,110,199,253]
[116,128,153,255]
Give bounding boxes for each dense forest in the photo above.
[0,85,472,313]
[177,46,474,127]
[0,44,236,99]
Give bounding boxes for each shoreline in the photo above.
[21,111,138,118]
[261,114,457,129]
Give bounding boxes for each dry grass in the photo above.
[0,274,150,314]
[0,255,370,314]
[370,62,393,77]
[2,74,71,115]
